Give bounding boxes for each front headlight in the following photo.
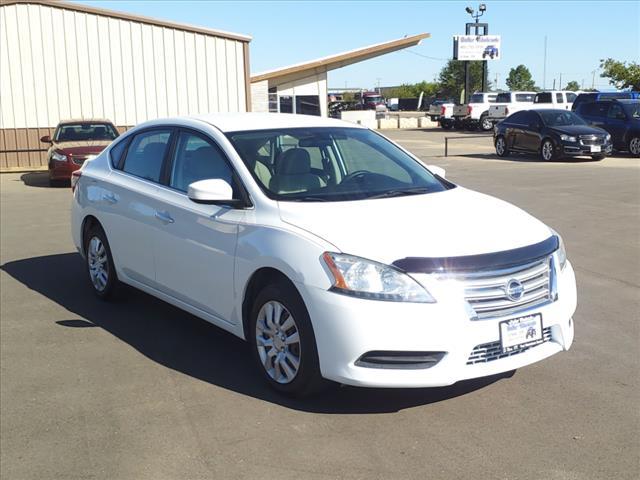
[322,252,436,303]
[606,133,611,141]
[550,230,568,270]
[52,151,67,162]
[560,134,577,143]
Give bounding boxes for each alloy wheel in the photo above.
[88,236,109,291]
[496,137,505,155]
[630,137,640,156]
[482,117,492,131]
[255,300,301,384]
[542,141,554,161]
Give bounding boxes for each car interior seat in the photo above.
[269,148,326,195]
[175,145,232,192]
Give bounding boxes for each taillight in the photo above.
[467,105,472,115]
[71,171,82,192]
[441,106,446,116]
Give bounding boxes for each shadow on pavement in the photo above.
[2,253,512,413]
[20,172,69,188]
[457,152,604,163]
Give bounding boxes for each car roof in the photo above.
[188,112,366,133]
[528,109,575,114]
[57,119,116,125]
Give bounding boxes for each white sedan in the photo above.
[71,113,576,396]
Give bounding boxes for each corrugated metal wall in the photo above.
[0,2,249,169]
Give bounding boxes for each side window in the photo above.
[607,104,626,120]
[566,92,577,103]
[520,111,536,126]
[169,131,233,192]
[122,130,171,182]
[508,111,527,124]
[556,93,564,103]
[535,92,552,104]
[110,137,130,169]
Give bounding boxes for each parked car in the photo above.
[487,91,536,125]
[42,119,119,186]
[533,91,579,110]
[427,99,455,122]
[574,99,640,156]
[571,91,640,112]
[482,45,499,59]
[494,109,612,161]
[452,92,498,130]
[72,113,577,396]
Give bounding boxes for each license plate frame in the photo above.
[499,314,543,353]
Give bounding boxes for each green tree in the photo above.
[505,65,537,91]
[383,81,439,99]
[437,60,489,101]
[564,80,580,91]
[600,58,640,90]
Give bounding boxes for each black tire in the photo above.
[441,121,452,130]
[540,138,556,161]
[249,280,326,397]
[592,155,606,161]
[495,135,509,157]
[84,224,118,300]
[479,113,493,131]
[628,136,640,157]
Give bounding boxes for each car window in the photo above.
[496,93,511,103]
[122,130,172,183]
[607,104,626,120]
[506,111,528,124]
[109,137,130,169]
[566,92,577,103]
[535,92,552,104]
[169,131,233,192]
[556,93,564,103]
[334,136,411,183]
[515,93,535,102]
[519,111,538,125]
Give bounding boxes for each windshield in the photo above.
[623,102,640,119]
[539,110,587,126]
[55,123,118,142]
[364,95,383,103]
[227,127,450,202]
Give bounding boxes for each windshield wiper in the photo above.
[288,195,329,202]
[366,187,432,199]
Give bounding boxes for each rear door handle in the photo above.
[155,211,174,224]
[102,193,118,204]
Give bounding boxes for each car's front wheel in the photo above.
[480,114,493,131]
[540,139,556,161]
[250,280,325,397]
[85,225,118,300]
[495,135,509,157]
[629,136,640,157]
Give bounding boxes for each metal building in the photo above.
[0,0,251,170]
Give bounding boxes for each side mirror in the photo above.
[187,179,243,207]
[427,165,446,178]
[40,135,52,143]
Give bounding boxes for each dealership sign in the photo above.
[453,35,502,61]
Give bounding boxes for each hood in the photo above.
[278,187,552,266]
[53,140,112,155]
[548,125,606,136]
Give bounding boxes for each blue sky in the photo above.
[75,1,639,91]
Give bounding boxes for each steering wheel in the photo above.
[341,170,370,184]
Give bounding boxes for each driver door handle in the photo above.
[155,211,174,224]
[102,193,118,204]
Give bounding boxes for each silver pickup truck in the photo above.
[452,92,498,130]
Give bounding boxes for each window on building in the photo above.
[268,87,278,113]
[279,96,293,114]
[295,95,321,116]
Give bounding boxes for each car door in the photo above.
[519,111,543,152]
[604,103,628,149]
[152,128,245,325]
[102,128,174,287]
[506,111,527,150]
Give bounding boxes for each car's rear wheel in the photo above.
[495,135,508,157]
[85,225,118,300]
[250,281,325,397]
[629,136,640,157]
[480,114,493,131]
[540,139,556,161]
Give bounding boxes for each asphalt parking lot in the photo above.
[1,128,638,480]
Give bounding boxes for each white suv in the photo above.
[71,113,577,396]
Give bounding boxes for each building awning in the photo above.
[251,33,430,84]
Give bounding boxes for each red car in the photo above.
[41,120,119,186]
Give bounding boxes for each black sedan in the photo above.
[494,109,613,161]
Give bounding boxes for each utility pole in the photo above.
[462,4,488,102]
[581,79,584,89]
[543,35,547,90]
[553,78,556,90]
[376,78,381,94]
[559,73,562,90]
[591,70,596,89]
[494,72,499,90]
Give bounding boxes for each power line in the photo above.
[402,49,450,62]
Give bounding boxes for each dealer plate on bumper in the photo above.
[590,145,601,153]
[499,314,543,353]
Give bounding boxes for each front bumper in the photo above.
[299,261,577,388]
[560,141,613,157]
[49,161,80,180]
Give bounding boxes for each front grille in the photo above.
[579,135,606,146]
[466,327,552,364]
[459,257,554,319]
[71,156,86,165]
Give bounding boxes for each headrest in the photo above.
[275,148,311,175]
